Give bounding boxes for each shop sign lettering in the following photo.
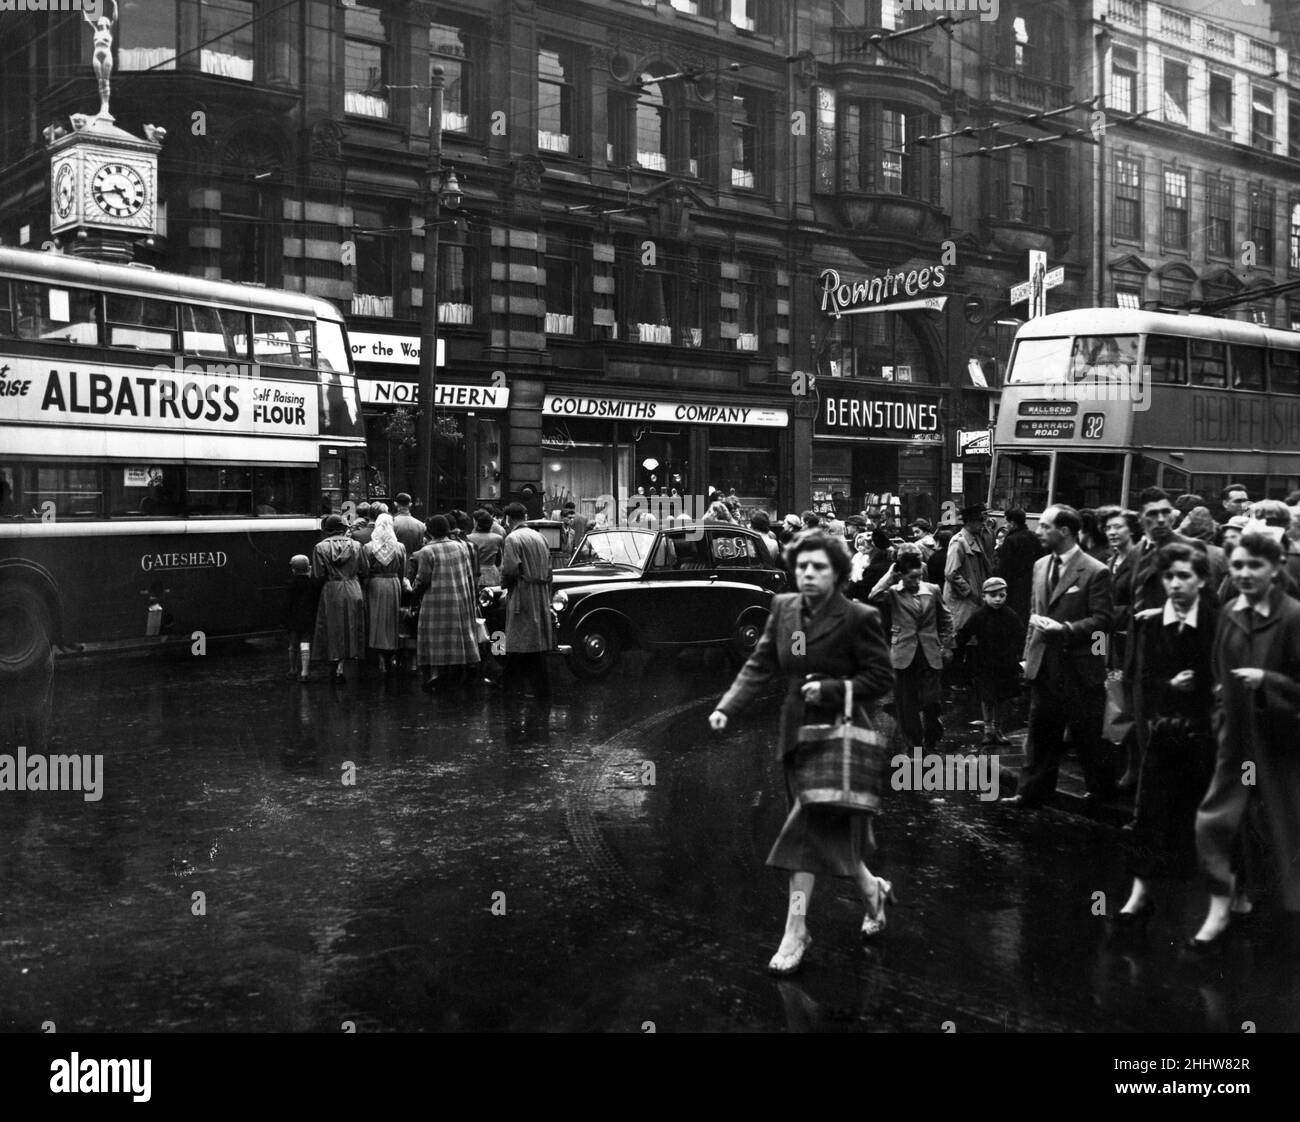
[819,265,947,318]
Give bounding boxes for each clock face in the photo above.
[54,164,75,219]
[90,162,147,219]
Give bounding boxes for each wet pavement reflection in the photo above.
[1,644,1298,1032]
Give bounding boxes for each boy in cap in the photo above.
[956,576,1025,746]
[284,554,319,681]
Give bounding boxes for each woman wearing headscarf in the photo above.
[412,515,481,692]
[361,512,407,676]
[708,530,896,975]
[311,513,367,683]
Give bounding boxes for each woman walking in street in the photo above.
[1188,532,1300,950]
[468,508,505,589]
[362,512,407,676]
[1112,544,1218,931]
[708,529,895,974]
[311,514,366,683]
[412,515,481,692]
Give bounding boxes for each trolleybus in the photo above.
[988,308,1300,519]
[0,246,367,673]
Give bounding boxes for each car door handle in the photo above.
[708,573,718,580]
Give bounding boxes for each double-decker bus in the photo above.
[988,308,1300,519]
[0,246,366,673]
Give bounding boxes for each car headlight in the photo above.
[551,590,569,612]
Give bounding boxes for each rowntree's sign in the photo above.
[819,265,947,318]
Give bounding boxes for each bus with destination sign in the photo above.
[0,246,367,673]
[988,308,1300,519]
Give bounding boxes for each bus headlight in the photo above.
[551,590,569,613]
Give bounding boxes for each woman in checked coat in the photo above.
[311,514,366,682]
[709,529,895,975]
[412,515,481,691]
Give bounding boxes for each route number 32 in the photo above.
[1081,413,1105,440]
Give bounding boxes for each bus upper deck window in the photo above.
[182,305,251,360]
[1230,345,1266,391]
[1145,335,1188,384]
[317,320,352,374]
[1269,350,1300,394]
[253,315,313,367]
[1069,335,1139,380]
[0,281,12,336]
[15,281,99,344]
[106,294,178,351]
[1190,340,1227,388]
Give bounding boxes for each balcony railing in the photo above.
[1159,7,1191,42]
[538,130,570,154]
[1202,21,1234,57]
[1248,39,1277,71]
[1109,0,1141,28]
[831,26,930,71]
[988,65,1073,110]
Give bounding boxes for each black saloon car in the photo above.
[481,523,786,679]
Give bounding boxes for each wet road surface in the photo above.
[2,644,1298,1032]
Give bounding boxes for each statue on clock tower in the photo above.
[84,1,120,120]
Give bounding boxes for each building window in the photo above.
[1250,185,1276,267]
[728,0,773,35]
[218,181,276,286]
[345,4,389,119]
[1207,174,1233,259]
[1208,73,1233,139]
[1251,87,1276,153]
[814,87,836,194]
[735,261,762,351]
[1163,59,1188,127]
[635,77,670,171]
[839,100,938,203]
[996,145,1066,227]
[538,42,575,155]
[437,243,474,325]
[1162,168,1188,251]
[119,1,177,71]
[688,111,713,180]
[616,241,702,347]
[1290,95,1300,159]
[352,205,396,319]
[1289,199,1300,272]
[1114,156,1141,241]
[820,311,932,383]
[429,18,471,133]
[730,89,764,191]
[1116,289,1142,310]
[1251,305,1271,327]
[1012,16,1029,70]
[545,232,578,336]
[201,0,254,81]
[1109,46,1137,115]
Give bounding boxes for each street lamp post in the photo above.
[415,65,461,519]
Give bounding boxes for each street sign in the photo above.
[1009,251,1062,319]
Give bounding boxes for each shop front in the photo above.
[812,383,945,528]
[351,331,505,513]
[539,392,789,522]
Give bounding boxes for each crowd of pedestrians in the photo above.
[713,482,1300,968]
[286,494,554,698]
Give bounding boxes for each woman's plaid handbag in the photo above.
[792,680,889,812]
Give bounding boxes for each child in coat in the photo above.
[284,554,319,680]
[956,576,1025,747]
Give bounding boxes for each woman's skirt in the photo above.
[312,579,365,661]
[477,563,502,589]
[365,574,402,651]
[1130,720,1215,879]
[766,762,876,878]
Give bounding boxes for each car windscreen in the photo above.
[570,530,649,568]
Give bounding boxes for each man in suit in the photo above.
[1003,504,1114,808]
[869,551,953,750]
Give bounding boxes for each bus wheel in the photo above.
[0,586,53,676]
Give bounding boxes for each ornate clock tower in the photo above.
[47,6,166,263]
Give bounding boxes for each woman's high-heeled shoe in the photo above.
[767,933,811,976]
[1184,924,1231,953]
[861,877,895,940]
[1114,899,1156,929]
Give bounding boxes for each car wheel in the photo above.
[0,585,54,677]
[569,618,623,680]
[726,613,765,666]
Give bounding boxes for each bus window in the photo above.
[1007,337,1072,383]
[182,305,251,360]
[991,451,1050,513]
[253,315,314,367]
[1190,340,1227,388]
[317,320,352,373]
[1144,335,1188,384]
[108,466,182,517]
[1269,349,1300,394]
[0,281,12,336]
[106,294,177,351]
[1068,335,1139,381]
[1052,451,1126,511]
[251,467,314,516]
[13,281,99,344]
[29,465,102,518]
[1229,345,1266,391]
[185,465,253,515]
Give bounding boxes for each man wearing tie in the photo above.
[1003,504,1114,808]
